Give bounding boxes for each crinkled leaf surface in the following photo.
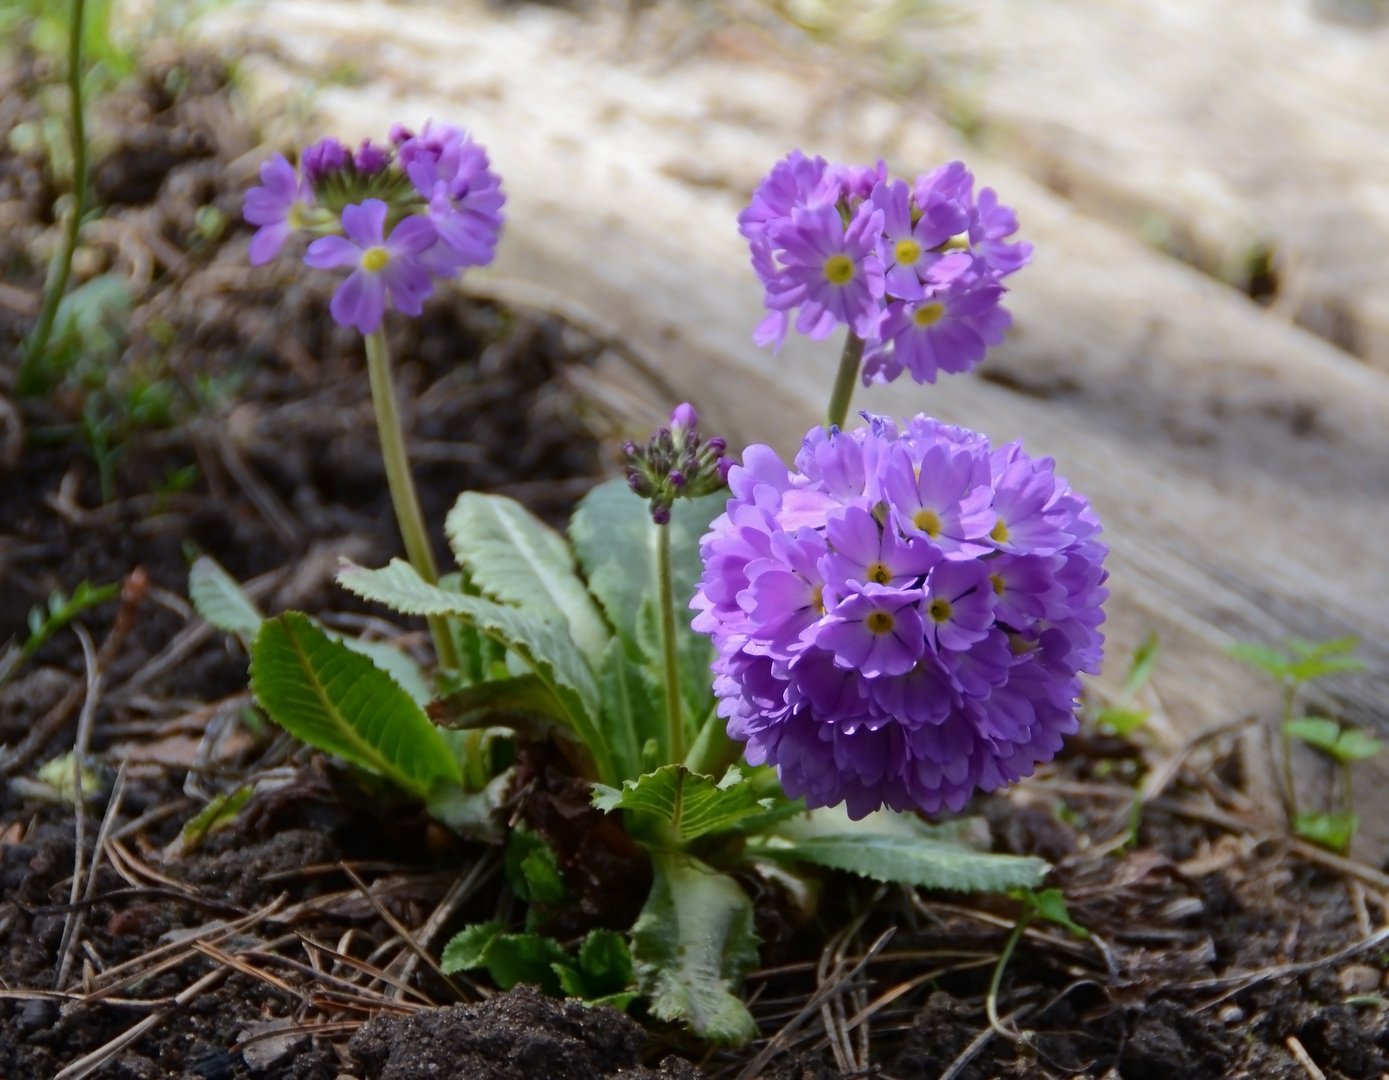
[338,558,611,781]
[189,556,263,638]
[630,852,759,1045]
[751,833,1048,893]
[250,612,460,798]
[446,493,610,664]
[592,764,777,841]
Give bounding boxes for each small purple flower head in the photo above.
[691,414,1107,818]
[741,152,1031,382]
[244,121,505,334]
[304,199,437,334]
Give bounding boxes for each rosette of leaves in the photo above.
[198,480,1050,1044]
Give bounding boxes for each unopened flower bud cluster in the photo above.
[623,404,730,525]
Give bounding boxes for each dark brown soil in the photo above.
[3,38,1389,1080]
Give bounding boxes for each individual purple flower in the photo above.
[243,153,312,266]
[691,413,1107,818]
[398,122,505,272]
[301,137,351,186]
[304,199,437,334]
[864,266,1012,385]
[763,202,885,341]
[870,178,967,301]
[970,187,1033,276]
[353,139,392,175]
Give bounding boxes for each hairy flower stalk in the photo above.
[623,404,731,761]
[739,152,1031,421]
[364,329,459,671]
[691,413,1107,819]
[243,122,504,671]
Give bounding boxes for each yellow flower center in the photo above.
[912,302,946,328]
[866,561,892,585]
[912,508,942,537]
[928,597,953,624]
[823,254,855,286]
[865,610,895,635]
[361,246,391,273]
[811,584,826,615]
[990,519,1010,544]
[894,238,922,265]
[989,572,1006,595]
[942,232,970,251]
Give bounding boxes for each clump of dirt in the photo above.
[349,985,701,1080]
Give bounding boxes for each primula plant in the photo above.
[194,129,1108,1043]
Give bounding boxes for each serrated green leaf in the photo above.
[189,556,263,639]
[250,612,461,799]
[441,923,568,994]
[446,493,610,664]
[1294,810,1358,853]
[751,833,1048,893]
[592,764,770,841]
[569,479,723,653]
[331,635,432,707]
[505,826,568,906]
[338,559,611,783]
[440,921,505,974]
[554,930,637,1004]
[631,852,759,1044]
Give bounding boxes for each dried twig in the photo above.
[53,625,102,990]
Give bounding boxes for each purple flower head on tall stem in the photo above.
[691,414,1107,818]
[741,151,1031,383]
[304,199,437,334]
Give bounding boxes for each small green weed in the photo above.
[1231,636,1374,853]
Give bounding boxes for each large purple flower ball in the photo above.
[690,414,1107,819]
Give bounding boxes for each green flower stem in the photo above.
[21,0,89,390]
[986,909,1034,1043]
[656,521,684,762]
[825,332,866,432]
[364,328,460,672]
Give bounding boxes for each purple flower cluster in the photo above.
[243,123,505,334]
[691,414,1106,819]
[739,152,1030,384]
